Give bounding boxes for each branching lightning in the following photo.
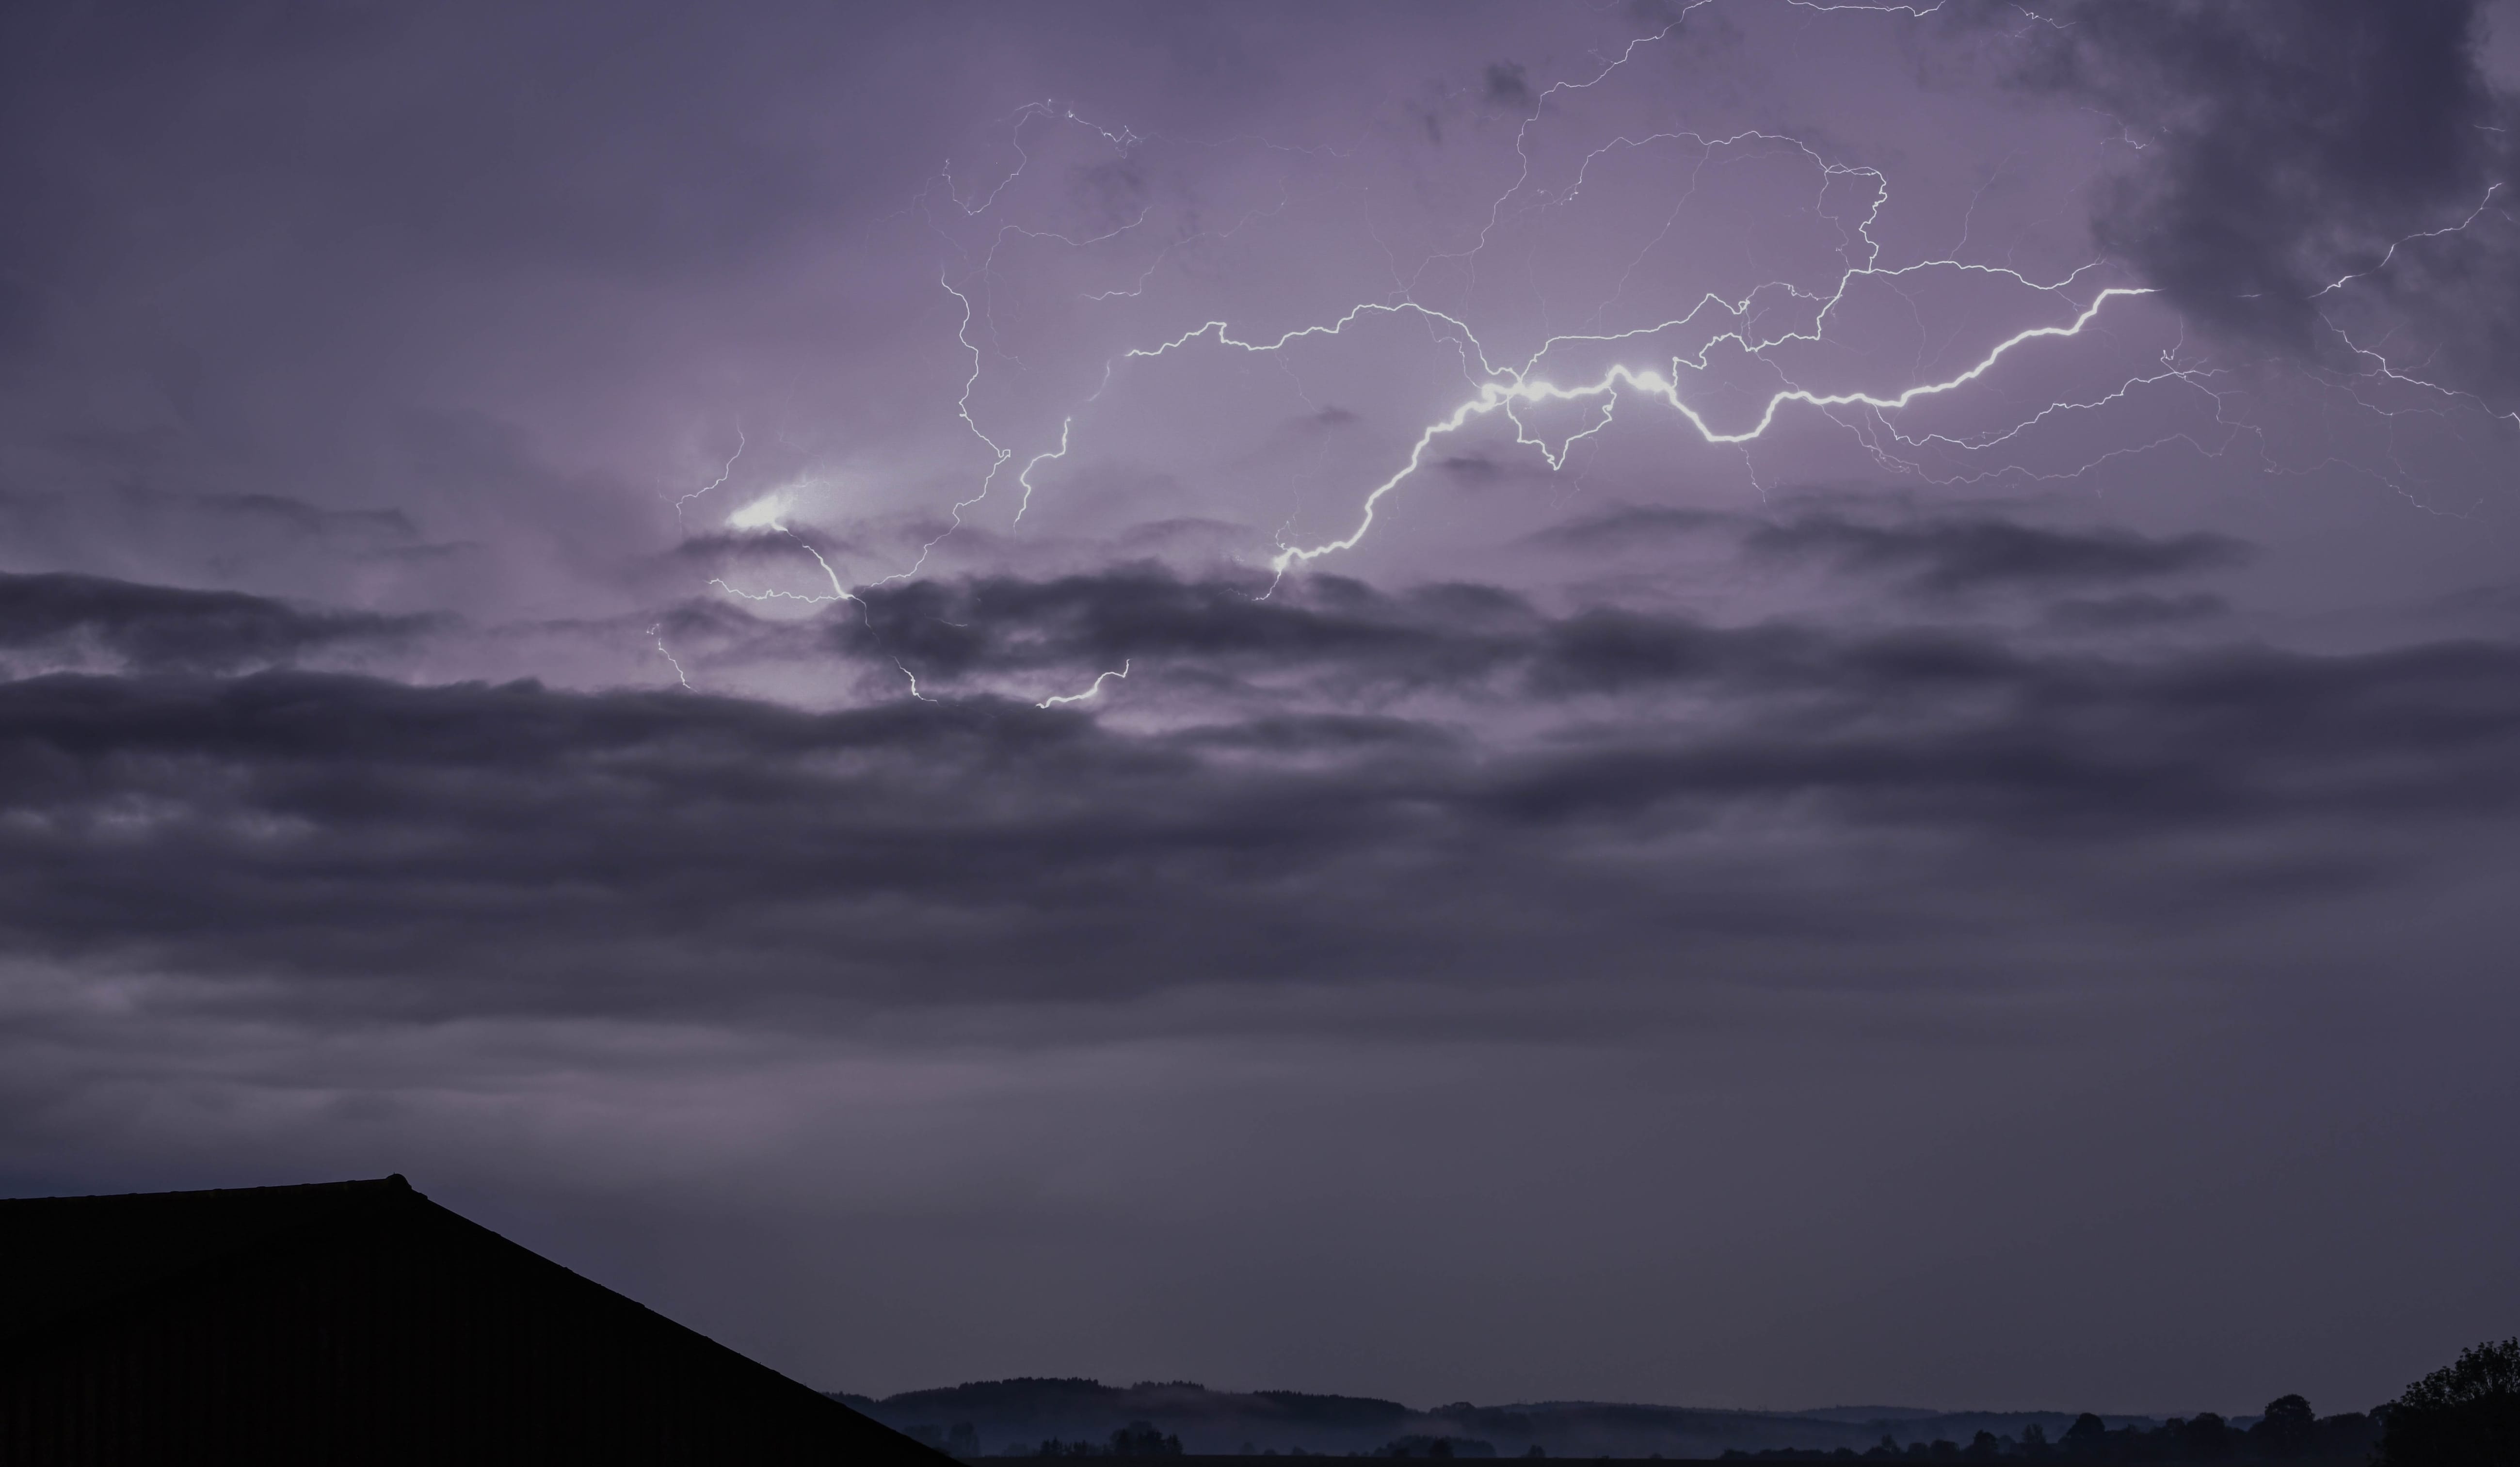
[914,35,2190,590]
[1253,287,2153,579]
[682,0,2516,700]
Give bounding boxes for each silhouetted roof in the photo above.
[0,1175,942,1466]
[0,1175,419,1347]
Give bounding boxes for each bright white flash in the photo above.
[726,488,799,531]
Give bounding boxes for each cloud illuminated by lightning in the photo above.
[683,0,2516,699]
[904,32,2192,590]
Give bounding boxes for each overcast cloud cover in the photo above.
[2,0,2517,1418]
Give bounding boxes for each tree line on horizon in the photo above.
[1725,1339,2518,1466]
[1022,1421,1187,1457]
[895,1336,2517,1464]
[1724,1397,2373,1462]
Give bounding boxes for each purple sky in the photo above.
[3,0,2518,1418]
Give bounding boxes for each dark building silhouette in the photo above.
[0,1175,945,1465]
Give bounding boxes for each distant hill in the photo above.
[1789,1406,1948,1425]
[830,1379,2163,1458]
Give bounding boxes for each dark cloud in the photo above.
[2,588,2514,1017]
[1523,504,1732,549]
[2045,591,2229,632]
[1531,503,2248,601]
[824,551,2257,701]
[1506,635,2520,839]
[193,495,419,543]
[0,480,431,583]
[1526,609,1829,695]
[0,571,430,672]
[1743,513,2252,598]
[1435,454,1510,481]
[1982,0,2520,377]
[844,565,1536,690]
[1483,62,1533,109]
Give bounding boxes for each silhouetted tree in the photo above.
[2060,1414,2107,1461]
[1108,1421,1184,1457]
[2252,1394,2315,1458]
[2307,1409,2381,1461]
[2381,1338,2520,1467]
[2179,1411,2235,1459]
[2019,1423,2049,1460]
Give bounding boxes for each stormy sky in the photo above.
[3,0,2517,1418]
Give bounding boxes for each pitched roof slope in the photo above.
[0,1175,941,1467]
[0,1176,415,1346]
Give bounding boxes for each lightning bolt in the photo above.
[1013,416,1074,524]
[1037,660,1130,709]
[690,0,2517,703]
[1252,287,2157,578]
[670,426,746,524]
[2311,184,2507,299]
[649,624,692,690]
[935,27,2191,589]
